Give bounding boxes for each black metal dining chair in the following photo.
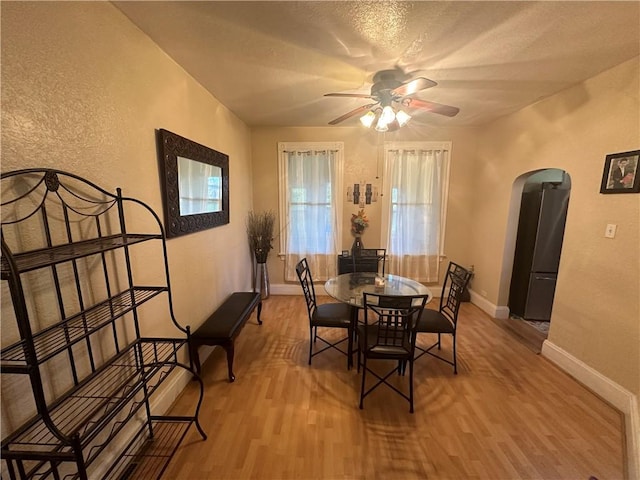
[353,248,386,275]
[414,261,472,374]
[296,258,355,369]
[357,292,429,413]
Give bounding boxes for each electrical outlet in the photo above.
[605,224,617,239]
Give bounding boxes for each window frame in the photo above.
[381,141,452,257]
[277,142,345,256]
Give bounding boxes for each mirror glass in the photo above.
[177,156,222,215]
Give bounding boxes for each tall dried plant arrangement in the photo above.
[246,210,276,263]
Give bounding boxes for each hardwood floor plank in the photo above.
[164,296,625,479]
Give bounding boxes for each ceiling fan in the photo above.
[324,68,459,131]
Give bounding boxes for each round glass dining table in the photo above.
[324,272,432,307]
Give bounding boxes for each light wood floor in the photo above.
[165,296,625,480]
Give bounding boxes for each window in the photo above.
[278,142,344,281]
[381,142,451,282]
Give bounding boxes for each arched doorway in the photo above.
[505,169,571,337]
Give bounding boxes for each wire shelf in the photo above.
[2,339,186,452]
[1,287,168,369]
[1,234,161,278]
[101,418,192,480]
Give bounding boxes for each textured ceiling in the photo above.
[114,1,640,128]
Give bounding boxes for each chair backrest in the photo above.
[439,262,472,326]
[362,293,429,352]
[353,248,387,275]
[295,258,317,319]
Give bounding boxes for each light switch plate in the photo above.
[605,224,617,238]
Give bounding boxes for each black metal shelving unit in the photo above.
[1,169,207,479]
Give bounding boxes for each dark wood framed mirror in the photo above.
[157,128,229,238]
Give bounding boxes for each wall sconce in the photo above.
[347,182,378,207]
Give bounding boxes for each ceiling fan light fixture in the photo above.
[381,105,395,125]
[374,115,389,132]
[360,110,376,128]
[396,109,411,127]
[325,69,459,129]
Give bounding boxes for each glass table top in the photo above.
[324,272,432,307]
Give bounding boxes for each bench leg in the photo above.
[256,300,263,325]
[223,341,235,382]
[190,342,202,376]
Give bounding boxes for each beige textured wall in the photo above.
[1,2,254,335]
[251,126,479,286]
[472,58,640,395]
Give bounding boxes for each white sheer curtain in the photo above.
[381,144,450,282]
[278,143,343,281]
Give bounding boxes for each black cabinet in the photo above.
[337,250,385,275]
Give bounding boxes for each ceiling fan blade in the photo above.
[392,77,437,96]
[328,103,379,125]
[404,97,460,117]
[324,93,376,99]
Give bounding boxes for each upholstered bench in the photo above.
[190,292,262,382]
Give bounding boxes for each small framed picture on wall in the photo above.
[600,149,640,194]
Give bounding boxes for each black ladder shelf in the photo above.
[1,169,206,480]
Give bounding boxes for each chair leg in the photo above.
[307,326,353,368]
[347,326,353,370]
[359,357,367,409]
[402,360,408,376]
[452,333,457,374]
[350,306,358,370]
[357,336,362,373]
[437,333,442,350]
[359,355,414,411]
[409,359,414,413]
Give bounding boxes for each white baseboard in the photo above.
[629,398,640,480]
[542,340,639,480]
[270,283,301,295]
[468,288,510,319]
[149,365,194,415]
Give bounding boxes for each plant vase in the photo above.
[246,210,276,300]
[254,261,270,299]
[351,236,363,257]
[350,209,368,257]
